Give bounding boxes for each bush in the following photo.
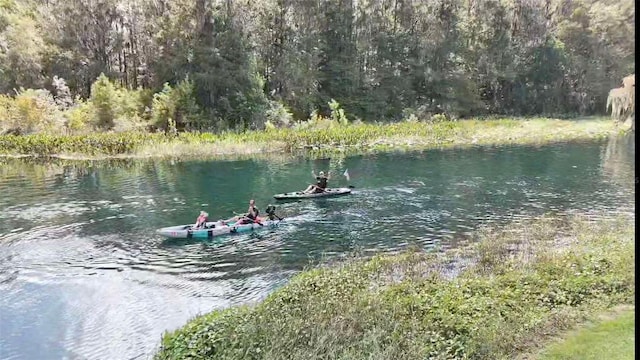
[88,73,152,131]
[402,105,433,122]
[2,89,64,134]
[151,79,202,131]
[90,74,118,129]
[265,100,294,128]
[328,98,349,126]
[64,100,95,134]
[0,94,17,133]
[429,113,449,123]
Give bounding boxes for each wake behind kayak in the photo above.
[273,187,352,200]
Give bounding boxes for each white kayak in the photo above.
[273,187,352,200]
[156,219,282,239]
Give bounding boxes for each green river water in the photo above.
[0,134,635,359]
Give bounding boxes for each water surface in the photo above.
[0,134,635,359]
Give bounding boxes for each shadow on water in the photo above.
[0,135,635,360]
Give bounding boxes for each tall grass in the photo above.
[0,117,615,158]
[154,214,635,360]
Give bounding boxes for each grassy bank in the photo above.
[0,117,619,160]
[154,214,635,360]
[533,305,634,360]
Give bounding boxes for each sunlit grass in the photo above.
[0,116,617,159]
[533,306,634,360]
[154,214,635,360]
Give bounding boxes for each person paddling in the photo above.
[194,211,209,229]
[302,170,331,194]
[235,199,261,225]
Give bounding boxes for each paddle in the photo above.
[307,169,355,191]
[265,204,283,222]
[231,208,265,227]
[343,169,356,189]
[236,214,264,227]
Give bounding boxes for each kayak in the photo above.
[156,219,282,239]
[273,187,352,200]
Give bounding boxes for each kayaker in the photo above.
[194,211,209,229]
[303,170,331,194]
[235,199,261,225]
[264,204,282,221]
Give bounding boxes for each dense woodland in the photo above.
[0,0,635,134]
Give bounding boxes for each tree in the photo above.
[607,74,634,131]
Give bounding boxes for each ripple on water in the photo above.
[0,202,92,222]
[0,224,296,359]
[0,138,635,359]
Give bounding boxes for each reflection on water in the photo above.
[0,135,635,359]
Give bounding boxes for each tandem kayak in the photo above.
[273,187,352,200]
[156,219,282,239]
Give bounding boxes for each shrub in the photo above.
[328,99,349,126]
[265,100,294,128]
[151,79,202,131]
[0,94,17,133]
[8,88,64,133]
[429,113,449,123]
[64,100,95,134]
[90,74,118,130]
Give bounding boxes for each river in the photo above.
[0,134,635,360]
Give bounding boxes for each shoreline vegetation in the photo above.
[0,116,622,161]
[154,214,635,360]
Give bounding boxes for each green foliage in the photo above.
[0,131,165,155]
[429,114,449,124]
[0,117,615,157]
[87,74,153,131]
[90,74,118,130]
[154,216,634,360]
[328,99,349,126]
[0,0,47,93]
[0,89,63,134]
[64,100,94,134]
[537,308,635,360]
[150,79,202,131]
[265,100,294,129]
[0,0,635,130]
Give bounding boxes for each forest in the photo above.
[0,0,635,134]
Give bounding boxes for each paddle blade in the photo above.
[343,169,350,181]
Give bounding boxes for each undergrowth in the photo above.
[154,214,635,360]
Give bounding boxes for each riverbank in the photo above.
[0,116,620,160]
[154,214,635,360]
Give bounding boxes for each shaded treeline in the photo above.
[0,0,635,132]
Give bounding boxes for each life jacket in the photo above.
[317,176,328,189]
[247,206,259,220]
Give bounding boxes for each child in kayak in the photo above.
[194,211,209,229]
[302,170,331,194]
